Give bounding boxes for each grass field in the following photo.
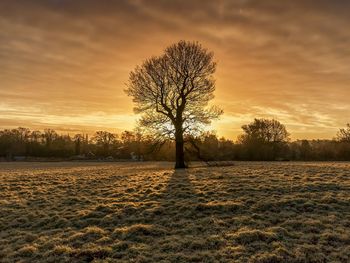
[0,162,349,262]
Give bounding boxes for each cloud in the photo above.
[0,0,349,139]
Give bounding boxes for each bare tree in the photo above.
[42,129,58,148]
[92,131,117,156]
[126,40,222,168]
[337,123,350,142]
[74,134,84,155]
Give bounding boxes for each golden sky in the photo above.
[1,0,350,140]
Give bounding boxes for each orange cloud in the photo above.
[0,0,349,139]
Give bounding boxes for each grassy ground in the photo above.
[0,162,349,262]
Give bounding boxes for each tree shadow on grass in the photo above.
[161,169,201,203]
[153,169,203,223]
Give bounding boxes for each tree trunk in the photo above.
[175,126,186,169]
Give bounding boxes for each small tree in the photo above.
[240,118,289,144]
[126,40,222,168]
[92,131,117,157]
[337,124,350,142]
[74,134,84,155]
[238,118,290,160]
[42,129,58,148]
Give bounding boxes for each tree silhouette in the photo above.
[240,118,289,144]
[42,129,58,148]
[238,119,290,160]
[126,40,222,168]
[92,131,117,157]
[74,134,84,155]
[337,124,350,142]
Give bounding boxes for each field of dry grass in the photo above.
[0,161,349,262]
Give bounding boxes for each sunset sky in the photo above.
[1,0,349,140]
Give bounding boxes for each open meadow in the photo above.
[0,162,349,262]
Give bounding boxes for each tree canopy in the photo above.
[239,118,290,144]
[126,40,222,168]
[238,118,290,160]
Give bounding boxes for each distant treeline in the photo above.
[1,120,350,161]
